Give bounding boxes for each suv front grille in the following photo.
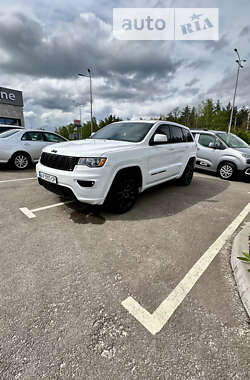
[40,152,79,171]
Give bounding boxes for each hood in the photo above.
[43,139,136,156]
[233,147,250,155]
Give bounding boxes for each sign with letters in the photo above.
[0,87,23,107]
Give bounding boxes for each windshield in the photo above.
[216,133,249,148]
[92,122,154,143]
[0,129,19,138]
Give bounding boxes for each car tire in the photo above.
[178,159,195,186]
[11,152,30,170]
[104,174,138,214]
[218,162,236,180]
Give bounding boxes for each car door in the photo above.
[21,131,47,161]
[196,133,220,171]
[168,125,189,175]
[146,124,177,185]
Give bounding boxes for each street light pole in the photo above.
[228,49,246,134]
[78,68,94,134]
[88,68,93,135]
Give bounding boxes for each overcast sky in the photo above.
[0,0,249,130]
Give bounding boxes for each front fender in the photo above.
[217,154,241,170]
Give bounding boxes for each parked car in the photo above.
[0,129,67,169]
[37,120,197,213]
[191,129,250,179]
[0,124,24,134]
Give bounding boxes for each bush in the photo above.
[237,251,250,272]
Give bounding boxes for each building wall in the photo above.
[0,103,25,127]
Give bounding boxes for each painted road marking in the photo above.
[19,207,36,219]
[0,177,36,183]
[20,201,73,219]
[122,202,250,335]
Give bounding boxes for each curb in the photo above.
[231,222,250,318]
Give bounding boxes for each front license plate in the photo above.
[39,171,57,184]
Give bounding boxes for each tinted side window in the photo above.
[0,127,11,134]
[198,134,216,148]
[170,126,184,143]
[155,124,171,141]
[43,133,65,143]
[182,128,194,142]
[22,132,44,141]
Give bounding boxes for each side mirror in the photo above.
[208,141,216,148]
[153,134,168,144]
[215,141,226,150]
[91,132,95,137]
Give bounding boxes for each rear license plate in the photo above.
[39,171,57,184]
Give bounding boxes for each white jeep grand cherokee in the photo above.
[36,120,197,213]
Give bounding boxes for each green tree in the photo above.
[180,105,191,126]
[199,99,215,129]
[98,114,122,129]
[55,124,76,139]
[54,103,250,145]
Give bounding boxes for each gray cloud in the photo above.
[206,67,250,106]
[0,1,249,130]
[185,78,200,87]
[0,12,181,81]
[182,87,200,96]
[0,10,186,121]
[203,34,229,52]
[186,58,212,70]
[239,25,250,37]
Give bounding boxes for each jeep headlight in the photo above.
[78,157,107,167]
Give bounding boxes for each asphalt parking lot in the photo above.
[0,166,250,379]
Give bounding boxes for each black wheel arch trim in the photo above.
[112,166,143,188]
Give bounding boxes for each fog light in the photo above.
[77,180,95,187]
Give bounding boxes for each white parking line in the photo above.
[20,201,73,219]
[19,207,36,219]
[122,202,250,335]
[0,177,36,183]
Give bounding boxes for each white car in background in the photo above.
[0,129,67,169]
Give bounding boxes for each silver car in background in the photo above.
[0,129,67,169]
[191,129,250,180]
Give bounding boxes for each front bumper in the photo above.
[36,162,110,205]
